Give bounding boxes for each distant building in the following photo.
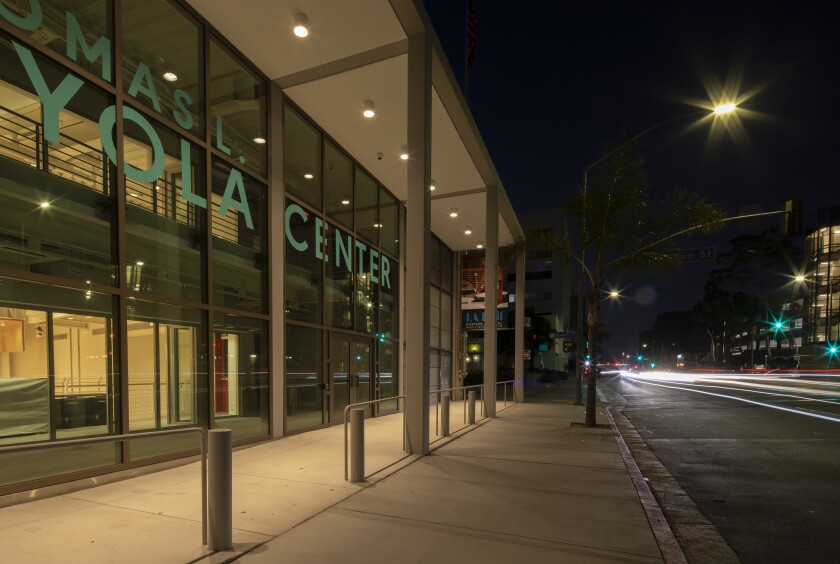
[803,207,840,353]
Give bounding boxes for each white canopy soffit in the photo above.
[187,0,522,251]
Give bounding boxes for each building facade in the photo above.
[0,0,523,497]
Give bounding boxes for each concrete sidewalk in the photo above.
[0,382,678,563]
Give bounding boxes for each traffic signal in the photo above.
[783,198,803,236]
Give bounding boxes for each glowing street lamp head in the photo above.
[714,103,736,115]
[795,275,806,282]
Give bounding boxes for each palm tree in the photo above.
[507,145,725,426]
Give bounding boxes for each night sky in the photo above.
[423,0,840,354]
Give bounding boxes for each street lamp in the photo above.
[574,103,740,405]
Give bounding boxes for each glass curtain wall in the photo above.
[0,0,270,492]
[428,237,454,421]
[283,102,400,432]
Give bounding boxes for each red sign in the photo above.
[523,350,531,360]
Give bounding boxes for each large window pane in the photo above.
[354,168,378,246]
[380,258,398,338]
[379,188,398,257]
[376,340,398,414]
[124,118,205,302]
[441,245,453,293]
[0,34,115,286]
[285,324,323,432]
[326,223,353,329]
[0,0,112,82]
[324,140,352,229]
[355,259,377,334]
[211,160,267,314]
[209,38,266,177]
[283,105,321,210]
[213,313,268,442]
[121,0,203,135]
[127,300,207,460]
[284,200,321,324]
[0,278,119,487]
[430,286,440,349]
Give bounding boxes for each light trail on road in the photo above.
[621,371,840,424]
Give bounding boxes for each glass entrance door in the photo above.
[329,333,371,424]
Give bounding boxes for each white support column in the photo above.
[269,82,285,438]
[483,186,498,418]
[514,251,525,402]
[404,32,432,455]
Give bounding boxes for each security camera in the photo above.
[377,152,383,160]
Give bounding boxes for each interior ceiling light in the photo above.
[341,199,350,205]
[39,201,50,208]
[293,12,309,37]
[464,226,472,235]
[304,173,314,179]
[363,100,375,118]
[430,179,436,191]
[476,241,484,249]
[253,135,266,144]
[449,207,458,218]
[162,71,178,82]
[400,146,409,160]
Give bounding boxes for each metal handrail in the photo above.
[497,379,515,407]
[343,395,406,481]
[0,427,208,545]
[431,381,517,435]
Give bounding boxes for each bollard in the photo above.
[441,394,450,437]
[467,390,476,424]
[350,408,365,483]
[208,429,233,551]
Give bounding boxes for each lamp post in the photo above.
[574,103,737,405]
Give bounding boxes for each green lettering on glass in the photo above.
[127,62,161,113]
[355,240,367,274]
[219,168,254,229]
[314,217,325,260]
[285,203,308,252]
[369,249,379,284]
[173,89,193,130]
[0,0,42,30]
[381,256,391,290]
[215,116,232,155]
[336,231,352,272]
[13,41,83,144]
[65,11,111,82]
[98,105,165,183]
[179,139,206,208]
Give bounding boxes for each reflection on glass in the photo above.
[210,38,266,177]
[326,223,353,329]
[380,258,398,338]
[377,341,398,415]
[213,313,268,441]
[430,286,440,349]
[211,160,267,314]
[324,141,352,229]
[354,168,378,246]
[122,0,203,135]
[283,105,321,210]
[124,117,205,301]
[286,324,323,432]
[355,269,377,334]
[285,200,321,323]
[441,245,453,293]
[379,188,398,257]
[440,289,452,351]
[0,37,115,286]
[0,0,111,81]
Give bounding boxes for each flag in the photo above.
[466,0,476,68]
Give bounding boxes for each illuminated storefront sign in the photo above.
[1,0,254,228]
[284,203,392,290]
[463,309,505,331]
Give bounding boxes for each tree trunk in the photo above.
[585,286,600,427]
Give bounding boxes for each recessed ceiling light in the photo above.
[363,100,375,118]
[400,146,409,160]
[253,136,266,144]
[464,226,472,235]
[304,173,314,179]
[39,201,50,208]
[341,199,350,205]
[293,12,309,37]
[136,261,144,266]
[373,223,382,228]
[476,242,484,249]
[162,71,178,82]
[430,179,436,191]
[154,185,161,191]
[449,208,458,218]
[130,193,139,197]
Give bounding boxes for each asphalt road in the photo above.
[602,372,840,564]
